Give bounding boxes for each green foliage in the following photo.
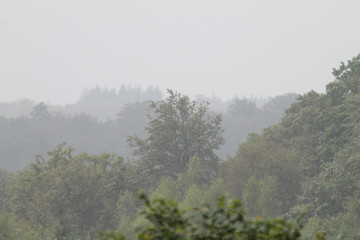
[268,54,360,238]
[0,211,42,240]
[0,169,12,211]
[0,211,18,240]
[276,56,360,177]
[301,196,360,240]
[328,54,360,104]
[117,191,138,220]
[276,91,326,176]
[150,177,178,200]
[294,134,360,218]
[5,55,360,239]
[129,90,224,182]
[179,184,204,210]
[222,134,302,214]
[10,143,131,239]
[202,178,227,208]
[241,175,261,217]
[176,157,208,190]
[101,194,320,240]
[242,175,281,218]
[218,53,360,240]
[110,156,230,240]
[257,176,281,218]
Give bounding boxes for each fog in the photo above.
[2,2,360,239]
[1,0,360,104]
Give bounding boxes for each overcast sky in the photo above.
[1,0,360,104]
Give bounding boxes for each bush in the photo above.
[101,193,325,240]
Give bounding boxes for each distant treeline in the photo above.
[0,85,163,120]
[0,86,297,171]
[0,84,282,120]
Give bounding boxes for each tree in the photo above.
[30,102,51,120]
[228,98,257,116]
[220,94,298,158]
[327,54,360,104]
[128,90,224,182]
[116,102,152,140]
[0,212,18,240]
[101,193,325,240]
[0,169,11,211]
[295,137,360,219]
[10,143,130,239]
[222,134,302,214]
[242,175,281,218]
[262,93,299,123]
[273,55,360,177]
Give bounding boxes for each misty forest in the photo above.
[1,55,360,240]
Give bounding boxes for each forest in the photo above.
[1,54,360,239]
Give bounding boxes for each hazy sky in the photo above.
[1,0,360,104]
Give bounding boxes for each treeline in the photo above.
[0,85,163,120]
[1,54,360,239]
[0,90,296,171]
[0,90,303,240]
[60,85,163,120]
[0,85,272,120]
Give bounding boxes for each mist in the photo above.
[1,1,360,239]
[1,1,360,104]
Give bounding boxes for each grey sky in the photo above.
[1,0,360,104]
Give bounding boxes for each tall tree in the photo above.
[30,102,51,120]
[129,90,224,182]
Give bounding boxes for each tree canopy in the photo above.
[129,90,224,181]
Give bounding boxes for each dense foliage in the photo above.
[128,90,224,182]
[1,54,360,239]
[10,144,135,239]
[221,54,360,239]
[101,193,323,240]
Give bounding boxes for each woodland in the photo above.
[1,54,360,239]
